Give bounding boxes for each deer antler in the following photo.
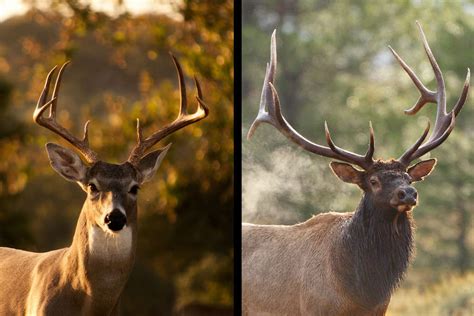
[247,30,375,170]
[127,54,209,165]
[391,21,470,166]
[34,62,99,164]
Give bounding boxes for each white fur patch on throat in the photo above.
[88,225,132,261]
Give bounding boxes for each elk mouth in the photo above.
[395,204,415,213]
[391,202,416,236]
[390,194,417,213]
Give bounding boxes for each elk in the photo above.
[0,55,208,315]
[243,22,470,315]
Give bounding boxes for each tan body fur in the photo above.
[244,23,468,316]
[242,212,389,316]
[0,54,208,314]
[0,207,136,316]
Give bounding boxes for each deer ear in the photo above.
[329,161,363,186]
[46,143,87,183]
[137,144,172,184]
[407,158,437,182]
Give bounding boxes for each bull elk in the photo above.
[0,55,208,315]
[244,22,469,315]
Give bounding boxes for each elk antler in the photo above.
[127,54,209,165]
[247,30,375,170]
[391,21,470,166]
[34,62,99,164]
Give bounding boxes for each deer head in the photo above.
[248,22,469,227]
[35,55,209,234]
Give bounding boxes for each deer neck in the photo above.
[333,194,414,308]
[63,204,137,310]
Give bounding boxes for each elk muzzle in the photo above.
[105,209,127,231]
[391,186,418,212]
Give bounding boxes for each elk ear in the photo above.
[137,144,172,184]
[329,161,364,186]
[46,143,87,183]
[407,158,437,182]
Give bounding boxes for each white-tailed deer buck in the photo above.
[244,22,469,315]
[0,55,208,315]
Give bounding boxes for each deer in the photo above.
[243,22,470,315]
[0,55,208,315]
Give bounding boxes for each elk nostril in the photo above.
[413,191,418,199]
[398,190,405,200]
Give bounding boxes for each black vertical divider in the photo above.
[233,0,243,315]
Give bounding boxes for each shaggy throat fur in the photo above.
[333,195,414,308]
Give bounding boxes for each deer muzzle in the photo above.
[104,209,127,231]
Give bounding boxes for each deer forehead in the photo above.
[87,161,138,186]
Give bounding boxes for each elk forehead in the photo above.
[367,160,406,173]
[369,171,411,188]
[365,160,411,187]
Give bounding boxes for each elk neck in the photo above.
[332,193,414,308]
[61,203,137,309]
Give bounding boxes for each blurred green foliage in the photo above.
[243,0,473,312]
[0,0,233,314]
[388,272,474,315]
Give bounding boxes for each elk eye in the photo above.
[129,185,139,195]
[88,183,99,193]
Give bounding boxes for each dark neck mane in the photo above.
[333,194,414,308]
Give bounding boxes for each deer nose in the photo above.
[104,209,127,231]
[395,187,418,206]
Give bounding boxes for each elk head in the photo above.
[248,22,469,228]
[35,55,209,234]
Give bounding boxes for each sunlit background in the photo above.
[243,1,473,315]
[0,0,233,315]
[0,0,182,21]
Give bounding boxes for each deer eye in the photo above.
[88,183,99,193]
[129,185,140,195]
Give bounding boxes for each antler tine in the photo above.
[50,61,70,118]
[34,66,57,120]
[324,121,375,170]
[365,121,375,163]
[453,69,470,116]
[34,62,99,164]
[127,55,209,165]
[247,29,278,140]
[394,22,469,165]
[388,46,437,115]
[247,29,375,170]
[398,122,430,166]
[170,53,187,115]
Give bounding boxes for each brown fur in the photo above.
[0,144,164,315]
[242,160,435,315]
[0,208,136,315]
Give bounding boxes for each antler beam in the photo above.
[34,62,99,164]
[127,54,209,165]
[392,21,469,166]
[247,30,375,170]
